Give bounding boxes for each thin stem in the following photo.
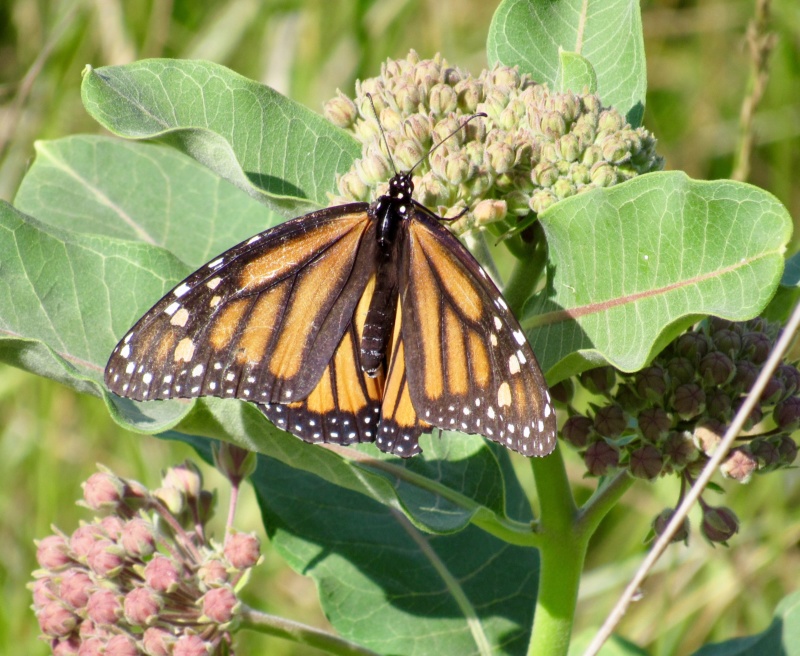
[226,479,239,535]
[575,471,633,535]
[239,605,380,655]
[731,0,775,181]
[582,298,800,656]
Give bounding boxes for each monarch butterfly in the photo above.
[105,113,557,458]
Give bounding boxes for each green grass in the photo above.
[1,1,799,654]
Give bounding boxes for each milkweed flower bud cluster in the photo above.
[324,50,663,233]
[30,462,261,655]
[559,317,799,544]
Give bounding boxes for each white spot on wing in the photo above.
[513,330,525,345]
[173,283,191,298]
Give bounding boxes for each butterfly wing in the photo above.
[374,297,430,457]
[105,204,377,406]
[400,206,557,457]
[258,275,385,446]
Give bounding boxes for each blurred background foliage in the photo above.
[1,0,798,654]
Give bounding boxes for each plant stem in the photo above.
[503,238,546,316]
[239,605,380,655]
[526,446,582,656]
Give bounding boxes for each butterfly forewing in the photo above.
[400,206,557,456]
[105,205,375,406]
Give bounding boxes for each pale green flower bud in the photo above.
[393,139,426,170]
[416,175,450,207]
[393,81,422,114]
[338,170,370,201]
[486,142,515,175]
[541,111,567,139]
[480,88,510,120]
[323,91,357,128]
[506,190,532,216]
[557,133,581,162]
[601,136,632,165]
[582,144,604,167]
[445,153,474,186]
[532,161,558,188]
[552,177,576,199]
[402,114,433,145]
[489,65,520,89]
[355,156,385,186]
[430,83,458,115]
[455,78,482,112]
[557,93,581,124]
[530,189,557,214]
[472,199,508,226]
[590,162,618,187]
[599,109,625,133]
[570,163,590,185]
[379,107,403,132]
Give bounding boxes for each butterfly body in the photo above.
[105,170,557,458]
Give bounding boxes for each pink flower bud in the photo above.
[163,462,203,501]
[198,559,229,587]
[100,516,125,540]
[78,637,105,656]
[37,601,78,637]
[31,576,57,609]
[202,586,238,624]
[224,533,260,570]
[120,518,156,558]
[52,635,81,655]
[124,587,163,626]
[144,555,180,594]
[36,535,72,570]
[87,539,125,578]
[593,404,626,438]
[142,627,176,656]
[70,525,105,560]
[173,633,213,656]
[105,633,139,656]
[86,589,122,625]
[60,569,94,609]
[83,472,125,510]
[720,447,757,483]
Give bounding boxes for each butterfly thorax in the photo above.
[373,172,414,252]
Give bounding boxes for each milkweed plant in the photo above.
[6,1,797,655]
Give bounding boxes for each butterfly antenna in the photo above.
[408,112,487,174]
[366,92,399,176]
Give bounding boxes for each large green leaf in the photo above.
[14,136,279,266]
[80,59,362,214]
[487,0,646,126]
[692,590,800,655]
[528,172,792,381]
[180,434,540,656]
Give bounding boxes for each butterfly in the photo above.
[105,115,557,459]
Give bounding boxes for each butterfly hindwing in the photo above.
[258,274,385,446]
[400,205,557,457]
[105,204,376,406]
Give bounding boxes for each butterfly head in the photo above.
[387,171,414,202]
